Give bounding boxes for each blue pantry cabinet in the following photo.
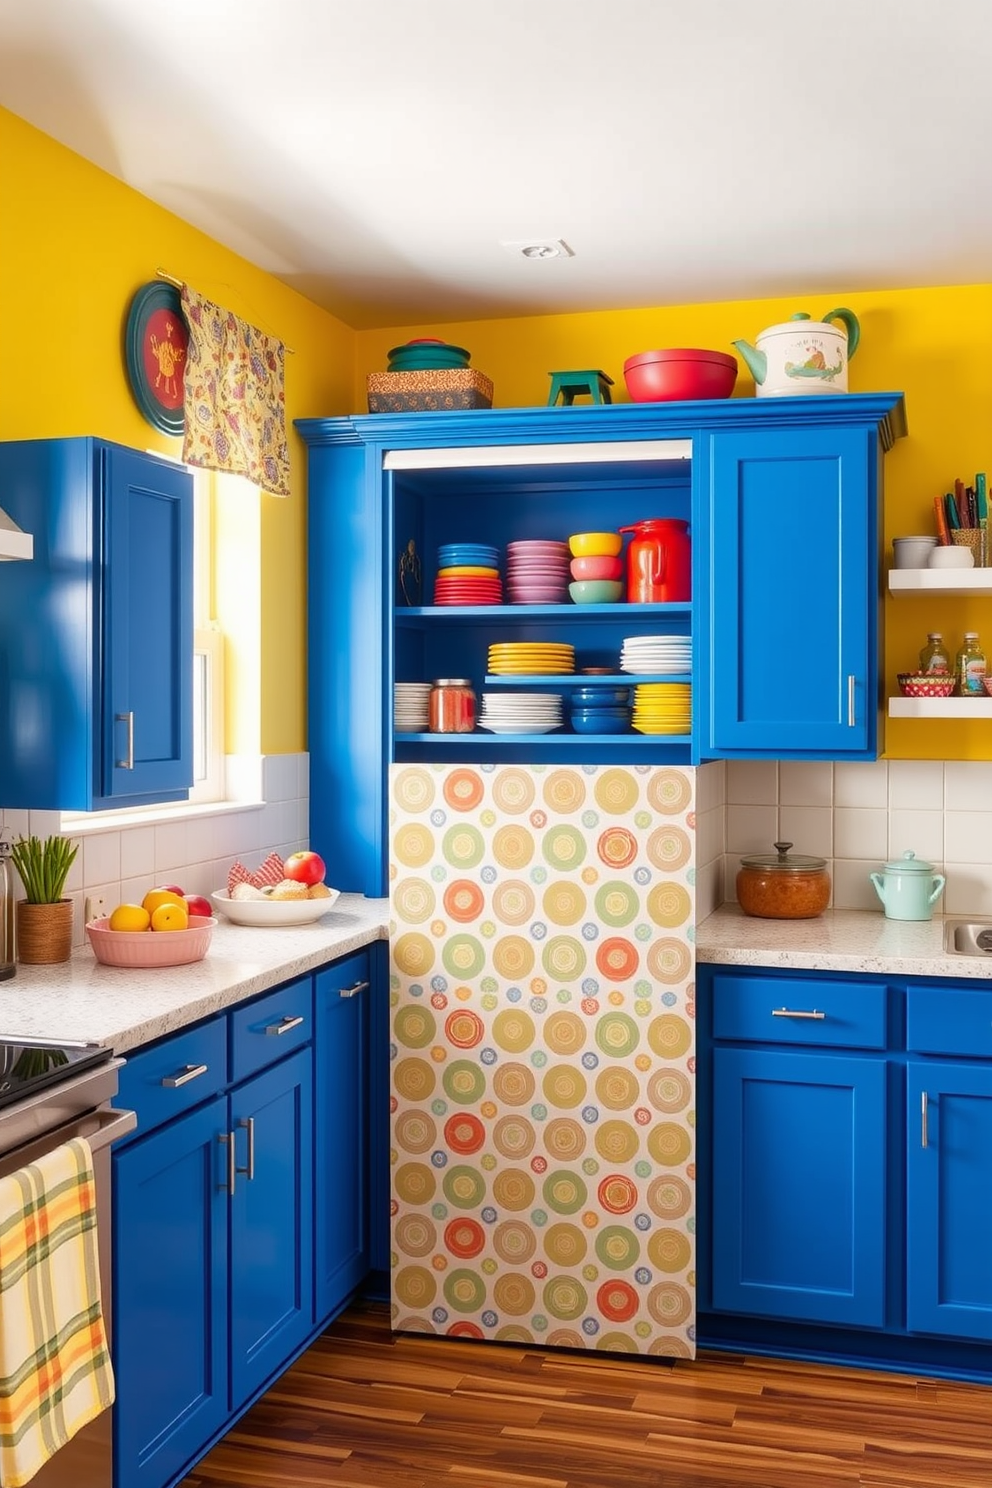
[698,965,992,1380]
[0,438,193,809]
[298,395,906,896]
[112,954,374,1488]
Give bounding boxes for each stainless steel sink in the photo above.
[943,919,992,956]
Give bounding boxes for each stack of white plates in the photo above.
[505,540,571,604]
[478,692,564,734]
[394,681,432,732]
[620,634,692,675]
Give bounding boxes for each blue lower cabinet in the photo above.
[230,1049,314,1401]
[906,1061,992,1342]
[712,1045,887,1327]
[314,954,370,1321]
[113,1097,230,1488]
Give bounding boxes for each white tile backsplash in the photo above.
[3,754,310,949]
[715,756,992,918]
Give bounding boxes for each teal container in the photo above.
[870,851,946,921]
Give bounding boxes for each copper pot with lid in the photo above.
[736,841,831,919]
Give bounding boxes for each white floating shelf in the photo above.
[888,696,992,718]
[888,569,992,597]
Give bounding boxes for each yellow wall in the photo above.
[355,288,992,760]
[0,105,355,755]
[6,101,990,763]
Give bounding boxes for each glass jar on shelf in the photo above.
[954,632,987,697]
[918,632,950,674]
[428,679,477,733]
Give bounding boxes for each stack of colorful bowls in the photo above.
[387,338,472,371]
[505,540,571,603]
[631,682,692,735]
[567,531,624,603]
[433,542,502,605]
[569,684,631,735]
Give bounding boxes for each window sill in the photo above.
[61,797,266,837]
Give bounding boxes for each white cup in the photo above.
[928,545,974,569]
[893,536,938,569]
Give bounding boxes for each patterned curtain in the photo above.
[180,285,290,497]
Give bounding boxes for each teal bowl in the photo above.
[569,579,624,605]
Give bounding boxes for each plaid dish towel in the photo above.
[0,1138,114,1487]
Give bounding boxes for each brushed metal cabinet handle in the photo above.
[339,980,370,999]
[264,1013,305,1036]
[236,1116,255,1180]
[771,1007,826,1020]
[161,1062,208,1088]
[219,1131,236,1194]
[921,1089,929,1149]
[116,711,135,769]
[848,675,856,728]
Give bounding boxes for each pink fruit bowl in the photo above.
[897,673,956,698]
[85,914,216,968]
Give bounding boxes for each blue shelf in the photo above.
[395,602,692,622]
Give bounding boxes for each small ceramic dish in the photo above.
[568,532,622,558]
[570,711,631,734]
[897,672,956,698]
[571,687,631,705]
[86,915,216,967]
[569,579,624,604]
[211,889,341,927]
[569,554,623,581]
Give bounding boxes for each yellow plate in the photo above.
[437,566,500,578]
[489,644,574,653]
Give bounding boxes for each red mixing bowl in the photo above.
[623,348,738,402]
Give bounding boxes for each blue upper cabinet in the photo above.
[0,438,193,809]
[298,397,905,894]
[701,407,903,759]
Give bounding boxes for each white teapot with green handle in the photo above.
[732,308,860,397]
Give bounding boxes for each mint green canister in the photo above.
[870,851,945,921]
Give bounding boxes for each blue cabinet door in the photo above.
[712,1046,887,1326]
[0,437,193,809]
[113,1097,229,1488]
[314,953,370,1321]
[705,424,879,758]
[102,443,193,805]
[229,1048,313,1406]
[906,1061,992,1341]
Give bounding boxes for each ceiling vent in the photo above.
[499,239,574,260]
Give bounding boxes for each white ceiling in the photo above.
[2,0,991,331]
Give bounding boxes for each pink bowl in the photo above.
[570,555,623,581]
[85,914,216,967]
[896,672,956,698]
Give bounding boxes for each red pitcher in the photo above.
[619,518,691,602]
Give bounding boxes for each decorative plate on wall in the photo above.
[124,281,189,435]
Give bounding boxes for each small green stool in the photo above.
[547,369,614,406]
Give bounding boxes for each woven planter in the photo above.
[17,899,74,965]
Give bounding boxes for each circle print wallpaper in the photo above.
[388,762,695,1356]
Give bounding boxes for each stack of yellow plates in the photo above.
[631,682,692,735]
[488,642,575,675]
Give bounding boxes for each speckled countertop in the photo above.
[0,895,390,1053]
[2,901,987,1056]
[697,906,992,981]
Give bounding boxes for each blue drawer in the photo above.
[907,985,992,1058]
[230,975,314,1083]
[117,1017,228,1138]
[711,974,887,1050]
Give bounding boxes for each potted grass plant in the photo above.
[10,833,79,964]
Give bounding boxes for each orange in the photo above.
[150,901,189,932]
[142,888,186,917]
[108,903,151,932]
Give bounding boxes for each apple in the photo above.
[283,850,325,887]
[162,883,186,896]
[184,894,212,918]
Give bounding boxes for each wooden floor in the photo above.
[184,1300,991,1488]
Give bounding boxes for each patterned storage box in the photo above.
[367,368,494,413]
